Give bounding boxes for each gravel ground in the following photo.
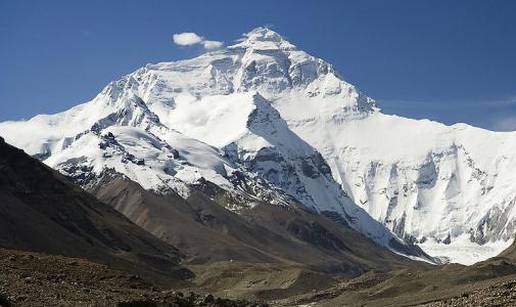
[421,279,516,307]
[0,248,268,307]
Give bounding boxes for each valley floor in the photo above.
[272,258,516,306]
[0,248,267,307]
[3,247,516,306]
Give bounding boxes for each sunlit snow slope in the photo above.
[1,27,515,264]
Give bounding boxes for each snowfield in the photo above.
[1,27,515,264]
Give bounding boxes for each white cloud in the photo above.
[172,32,223,50]
[172,32,203,46]
[202,40,224,49]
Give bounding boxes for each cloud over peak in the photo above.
[172,32,223,50]
[172,32,203,46]
[201,40,224,49]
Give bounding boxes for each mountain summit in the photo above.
[2,27,515,264]
[233,27,297,50]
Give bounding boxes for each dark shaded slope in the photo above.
[92,173,425,277]
[498,237,516,260]
[0,137,189,286]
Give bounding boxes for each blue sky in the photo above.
[1,0,516,130]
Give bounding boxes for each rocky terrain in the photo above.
[274,249,516,306]
[422,279,516,307]
[2,244,516,306]
[0,248,267,307]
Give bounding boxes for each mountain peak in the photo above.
[231,27,296,50]
[245,27,283,42]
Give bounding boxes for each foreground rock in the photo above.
[0,248,267,307]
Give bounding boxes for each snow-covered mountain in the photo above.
[1,27,515,264]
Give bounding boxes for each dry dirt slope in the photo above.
[92,173,426,278]
[274,247,516,306]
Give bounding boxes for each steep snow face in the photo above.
[164,93,257,148]
[0,83,236,198]
[130,27,376,118]
[280,108,516,264]
[1,27,514,264]
[0,46,425,260]
[125,28,516,264]
[159,91,406,248]
[0,81,159,158]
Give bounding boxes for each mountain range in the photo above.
[1,27,516,267]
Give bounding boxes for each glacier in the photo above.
[1,27,515,264]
